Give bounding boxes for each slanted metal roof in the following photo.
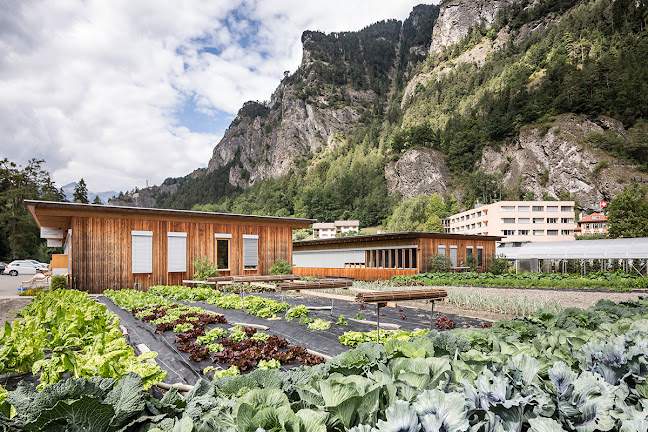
[505,238,648,260]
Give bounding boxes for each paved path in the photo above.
[0,274,28,296]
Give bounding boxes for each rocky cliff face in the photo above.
[207,89,362,188]
[479,114,644,212]
[385,148,456,199]
[429,0,520,54]
[386,114,644,213]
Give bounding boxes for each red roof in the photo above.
[578,213,607,223]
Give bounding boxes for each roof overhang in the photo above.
[25,200,315,230]
[294,231,503,247]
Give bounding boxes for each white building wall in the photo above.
[447,201,576,244]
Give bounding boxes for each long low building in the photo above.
[293,232,502,280]
[26,200,313,293]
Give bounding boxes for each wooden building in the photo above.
[26,200,313,293]
[292,232,501,280]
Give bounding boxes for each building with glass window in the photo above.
[446,201,576,246]
[292,232,501,280]
[26,200,313,293]
[575,213,608,235]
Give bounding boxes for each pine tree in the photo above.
[73,179,89,204]
[607,184,648,238]
[92,196,103,205]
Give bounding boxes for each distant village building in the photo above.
[312,220,360,239]
[575,213,608,235]
[447,201,576,247]
[293,232,501,281]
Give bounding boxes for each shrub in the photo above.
[429,254,452,272]
[487,257,510,275]
[466,253,478,272]
[270,259,292,275]
[50,275,68,290]
[193,257,219,281]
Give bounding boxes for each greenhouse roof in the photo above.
[505,238,648,260]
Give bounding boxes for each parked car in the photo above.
[3,261,42,276]
[25,259,49,271]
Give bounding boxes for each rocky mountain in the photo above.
[111,0,648,221]
[62,182,118,205]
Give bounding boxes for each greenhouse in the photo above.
[500,237,648,274]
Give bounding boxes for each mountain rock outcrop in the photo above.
[429,0,520,54]
[385,148,455,199]
[479,114,644,212]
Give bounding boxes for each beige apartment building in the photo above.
[447,201,576,246]
[312,220,360,239]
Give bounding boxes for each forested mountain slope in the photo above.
[110,0,648,225]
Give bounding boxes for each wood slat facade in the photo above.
[26,200,312,294]
[293,232,500,281]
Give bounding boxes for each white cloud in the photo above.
[0,0,433,193]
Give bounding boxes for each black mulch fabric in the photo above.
[99,291,487,384]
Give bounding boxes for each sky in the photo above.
[0,0,431,194]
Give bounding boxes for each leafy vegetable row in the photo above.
[391,270,648,291]
[105,289,325,374]
[0,289,167,390]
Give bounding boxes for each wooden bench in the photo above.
[355,288,448,341]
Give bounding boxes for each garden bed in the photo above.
[98,288,486,383]
[392,270,648,291]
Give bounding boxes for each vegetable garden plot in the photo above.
[5,296,648,431]
[101,286,487,384]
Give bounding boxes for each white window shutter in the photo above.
[167,232,187,272]
[243,234,258,267]
[132,231,153,273]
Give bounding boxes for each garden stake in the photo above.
[376,304,380,343]
[429,300,435,329]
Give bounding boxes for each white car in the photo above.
[3,261,43,276]
[25,259,49,271]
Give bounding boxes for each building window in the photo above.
[502,206,515,212]
[546,218,558,224]
[547,206,558,212]
[476,211,482,217]
[532,206,544,212]
[518,230,529,235]
[561,230,573,235]
[503,230,515,235]
[561,218,574,223]
[438,245,446,258]
[477,247,483,267]
[533,230,545,236]
[167,232,187,272]
[215,234,232,270]
[518,206,529,212]
[466,246,473,261]
[502,218,515,224]
[533,218,544,224]
[547,230,559,235]
[518,218,530,224]
[132,231,153,273]
[242,234,258,270]
[450,246,458,267]
[561,206,573,211]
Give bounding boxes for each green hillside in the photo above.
[155,0,648,225]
